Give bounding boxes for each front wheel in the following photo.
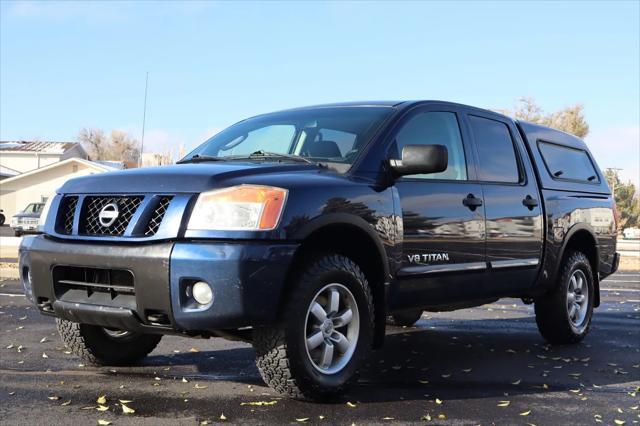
[534,251,595,344]
[254,254,374,400]
[56,319,162,366]
[14,231,22,237]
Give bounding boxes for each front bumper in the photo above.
[12,224,39,233]
[19,235,298,334]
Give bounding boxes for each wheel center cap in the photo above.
[321,319,333,335]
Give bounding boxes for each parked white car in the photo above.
[622,227,640,239]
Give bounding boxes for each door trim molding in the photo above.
[490,258,539,269]
[397,262,486,278]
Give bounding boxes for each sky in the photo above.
[1,0,639,186]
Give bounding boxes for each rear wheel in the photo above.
[14,231,22,237]
[0,214,5,226]
[254,254,374,400]
[387,310,423,327]
[56,319,162,366]
[534,251,594,344]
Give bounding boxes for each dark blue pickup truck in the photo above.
[19,101,618,400]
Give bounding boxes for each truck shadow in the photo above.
[143,310,639,404]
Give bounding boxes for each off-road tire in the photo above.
[254,254,374,401]
[56,319,162,366]
[535,251,594,344]
[387,310,423,327]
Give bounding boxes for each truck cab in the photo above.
[19,101,618,400]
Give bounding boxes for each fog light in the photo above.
[192,281,213,305]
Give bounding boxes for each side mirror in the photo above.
[390,144,448,176]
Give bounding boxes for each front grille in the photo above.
[58,196,78,234]
[52,265,136,309]
[144,196,172,236]
[80,196,143,236]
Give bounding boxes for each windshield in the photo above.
[182,106,394,166]
[23,203,44,214]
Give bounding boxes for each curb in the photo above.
[0,268,19,279]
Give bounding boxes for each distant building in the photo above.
[141,151,173,167]
[0,158,116,219]
[0,141,88,174]
[0,164,20,181]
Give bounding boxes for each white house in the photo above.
[0,158,116,219]
[0,141,88,174]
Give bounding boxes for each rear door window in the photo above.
[538,141,599,182]
[468,115,520,183]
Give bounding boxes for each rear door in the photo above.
[390,105,487,309]
[464,111,543,294]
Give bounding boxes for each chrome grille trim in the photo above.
[80,196,143,236]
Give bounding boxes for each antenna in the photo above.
[139,72,149,167]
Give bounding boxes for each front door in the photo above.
[465,112,543,294]
[390,106,487,309]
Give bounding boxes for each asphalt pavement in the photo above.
[0,272,639,425]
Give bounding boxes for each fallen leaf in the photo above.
[119,399,132,404]
[614,420,625,425]
[296,418,309,423]
[520,410,531,416]
[421,414,432,421]
[441,374,451,378]
[382,417,394,420]
[61,400,71,406]
[97,421,111,426]
[96,405,109,412]
[346,401,357,408]
[194,384,208,389]
[438,414,446,420]
[48,396,60,401]
[497,401,510,407]
[435,398,442,405]
[220,413,227,421]
[189,347,200,353]
[182,377,189,383]
[462,368,472,373]
[40,337,47,343]
[241,400,278,406]
[511,379,522,385]
[96,395,107,404]
[42,352,48,358]
[122,403,135,414]
[418,379,429,384]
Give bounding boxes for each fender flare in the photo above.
[292,212,392,280]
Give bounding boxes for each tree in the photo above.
[78,128,140,162]
[509,97,589,138]
[604,169,640,229]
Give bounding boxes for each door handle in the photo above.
[522,195,539,210]
[462,194,483,210]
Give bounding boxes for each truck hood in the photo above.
[58,162,326,194]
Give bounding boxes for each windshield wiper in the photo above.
[246,150,314,164]
[176,154,224,164]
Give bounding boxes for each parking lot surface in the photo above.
[1,273,638,425]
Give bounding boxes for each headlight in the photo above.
[188,185,288,231]
[11,217,19,226]
[38,197,55,231]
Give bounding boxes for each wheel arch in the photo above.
[283,215,391,348]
